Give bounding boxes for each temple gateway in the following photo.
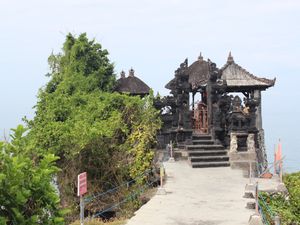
[116,53,275,171]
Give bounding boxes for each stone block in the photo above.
[248,214,264,225]
[277,183,288,193]
[156,187,167,195]
[246,201,256,209]
[168,157,175,163]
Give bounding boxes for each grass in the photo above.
[70,186,157,225]
[70,218,127,225]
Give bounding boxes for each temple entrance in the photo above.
[193,102,208,134]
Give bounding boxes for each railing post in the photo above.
[80,196,84,225]
[249,161,253,184]
[279,159,283,183]
[160,165,164,188]
[255,182,259,214]
[168,141,175,162]
[157,164,166,195]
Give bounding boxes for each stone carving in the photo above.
[230,133,238,153]
[247,133,255,152]
[154,53,273,171]
[257,129,268,171]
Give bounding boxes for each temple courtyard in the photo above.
[126,161,270,225]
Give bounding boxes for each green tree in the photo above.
[0,125,65,224]
[27,33,161,221]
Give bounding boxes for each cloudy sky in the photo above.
[1,0,299,171]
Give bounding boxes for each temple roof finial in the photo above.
[198,52,204,61]
[120,70,126,78]
[129,68,135,77]
[227,51,234,63]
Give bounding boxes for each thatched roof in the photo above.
[220,53,276,90]
[115,69,150,95]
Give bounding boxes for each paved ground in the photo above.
[126,160,255,225]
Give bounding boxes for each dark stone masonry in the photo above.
[115,53,275,170]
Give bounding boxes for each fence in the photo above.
[83,168,157,221]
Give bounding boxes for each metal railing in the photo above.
[83,168,157,221]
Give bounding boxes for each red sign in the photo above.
[77,172,87,196]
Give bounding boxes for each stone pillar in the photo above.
[247,134,255,152]
[254,90,262,130]
[230,133,238,153]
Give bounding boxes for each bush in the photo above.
[0,125,65,224]
[259,172,300,225]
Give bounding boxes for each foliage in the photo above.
[26,33,161,221]
[70,218,127,225]
[0,125,65,224]
[259,172,300,225]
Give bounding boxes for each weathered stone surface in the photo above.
[155,54,275,168]
[126,161,254,225]
[277,183,288,193]
[248,214,264,225]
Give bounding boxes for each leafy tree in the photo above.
[26,33,161,221]
[0,125,65,224]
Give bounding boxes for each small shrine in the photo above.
[115,53,275,171]
[154,53,275,170]
[115,68,150,97]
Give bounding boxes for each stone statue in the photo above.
[247,134,255,152]
[230,133,238,153]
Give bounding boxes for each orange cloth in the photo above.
[275,142,282,162]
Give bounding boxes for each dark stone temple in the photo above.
[116,53,275,170]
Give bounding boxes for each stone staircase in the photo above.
[187,134,230,168]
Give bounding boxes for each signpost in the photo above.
[77,172,87,225]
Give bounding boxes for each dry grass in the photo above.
[70,218,127,225]
[70,187,157,225]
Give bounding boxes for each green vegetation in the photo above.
[259,172,300,225]
[0,33,160,224]
[0,125,65,224]
[70,218,127,225]
[24,33,161,222]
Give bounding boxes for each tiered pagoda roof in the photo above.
[165,52,275,91]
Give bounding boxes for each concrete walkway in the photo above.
[126,160,254,225]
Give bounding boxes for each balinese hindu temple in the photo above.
[115,53,275,171]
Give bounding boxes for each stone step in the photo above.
[192,140,215,145]
[188,150,228,157]
[192,135,212,140]
[191,161,230,168]
[186,144,224,151]
[189,155,229,163]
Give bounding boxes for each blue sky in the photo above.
[1,0,299,171]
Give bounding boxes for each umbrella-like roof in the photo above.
[115,69,150,96]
